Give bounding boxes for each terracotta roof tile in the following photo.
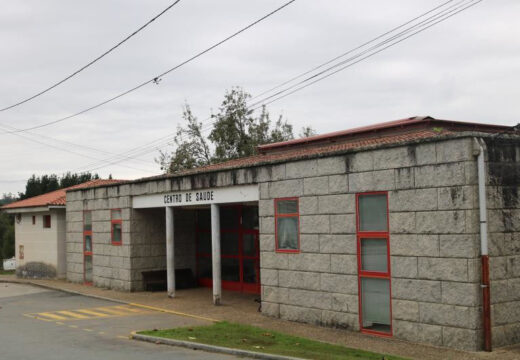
[1,179,123,210]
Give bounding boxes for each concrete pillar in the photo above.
[166,206,175,298]
[211,204,221,305]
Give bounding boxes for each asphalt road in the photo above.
[0,283,242,360]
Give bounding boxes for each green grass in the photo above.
[139,322,407,360]
[0,270,15,275]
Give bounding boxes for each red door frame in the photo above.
[83,210,93,286]
[356,192,393,337]
[196,205,260,294]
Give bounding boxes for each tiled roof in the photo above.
[1,179,123,210]
[135,116,513,181]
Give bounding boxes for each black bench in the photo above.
[141,269,196,292]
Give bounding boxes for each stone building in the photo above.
[64,116,520,351]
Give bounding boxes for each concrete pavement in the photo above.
[0,283,240,360]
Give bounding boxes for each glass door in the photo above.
[196,205,260,294]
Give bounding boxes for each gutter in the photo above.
[474,137,491,351]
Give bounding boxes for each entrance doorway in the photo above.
[196,205,260,294]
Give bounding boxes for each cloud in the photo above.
[0,0,518,194]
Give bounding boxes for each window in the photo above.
[275,198,299,252]
[43,215,51,228]
[32,216,35,225]
[111,209,122,245]
[83,211,93,285]
[356,192,392,336]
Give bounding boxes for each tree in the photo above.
[299,126,317,138]
[158,87,313,173]
[0,194,16,262]
[18,172,99,199]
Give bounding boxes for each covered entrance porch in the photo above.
[132,184,259,304]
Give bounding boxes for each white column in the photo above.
[211,204,221,305]
[166,206,175,298]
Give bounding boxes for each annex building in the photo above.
[64,116,520,351]
[1,179,120,278]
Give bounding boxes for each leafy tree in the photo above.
[158,87,314,173]
[0,194,16,262]
[18,172,99,199]
[299,126,317,138]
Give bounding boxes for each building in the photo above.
[64,116,520,351]
[1,179,121,278]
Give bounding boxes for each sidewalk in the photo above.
[1,274,519,360]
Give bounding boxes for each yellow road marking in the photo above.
[75,309,111,317]
[128,302,217,323]
[56,311,90,319]
[68,325,78,328]
[55,322,64,325]
[35,312,69,321]
[98,332,105,335]
[113,305,142,313]
[83,328,93,332]
[94,307,136,316]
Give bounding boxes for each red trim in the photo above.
[43,214,51,228]
[482,255,492,351]
[274,197,300,253]
[257,116,511,153]
[356,192,393,337]
[111,208,122,246]
[83,210,93,286]
[195,205,260,294]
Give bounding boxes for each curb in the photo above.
[0,278,128,305]
[0,278,217,322]
[131,332,304,360]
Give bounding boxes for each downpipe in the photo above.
[474,137,491,352]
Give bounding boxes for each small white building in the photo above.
[1,179,121,278]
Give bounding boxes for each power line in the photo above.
[66,0,480,174]
[0,0,297,135]
[0,0,183,112]
[250,0,456,101]
[248,0,482,110]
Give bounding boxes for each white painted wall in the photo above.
[14,209,66,277]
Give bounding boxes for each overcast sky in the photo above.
[0,0,518,195]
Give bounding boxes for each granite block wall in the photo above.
[484,137,520,348]
[258,137,485,350]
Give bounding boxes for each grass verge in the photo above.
[0,270,15,275]
[138,321,406,360]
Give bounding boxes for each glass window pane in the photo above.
[84,235,92,253]
[112,210,122,220]
[359,194,387,232]
[243,259,258,284]
[112,223,122,243]
[84,255,93,283]
[361,238,388,272]
[361,277,391,332]
[197,232,211,254]
[197,256,212,279]
[221,232,239,255]
[84,212,92,231]
[276,217,298,250]
[220,207,239,229]
[243,233,257,256]
[242,206,259,230]
[277,200,298,214]
[197,209,211,231]
[221,258,240,282]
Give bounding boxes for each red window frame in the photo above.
[43,214,51,228]
[356,192,392,337]
[111,209,122,246]
[32,216,35,225]
[83,211,93,286]
[274,197,300,253]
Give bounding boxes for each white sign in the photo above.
[132,184,259,209]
